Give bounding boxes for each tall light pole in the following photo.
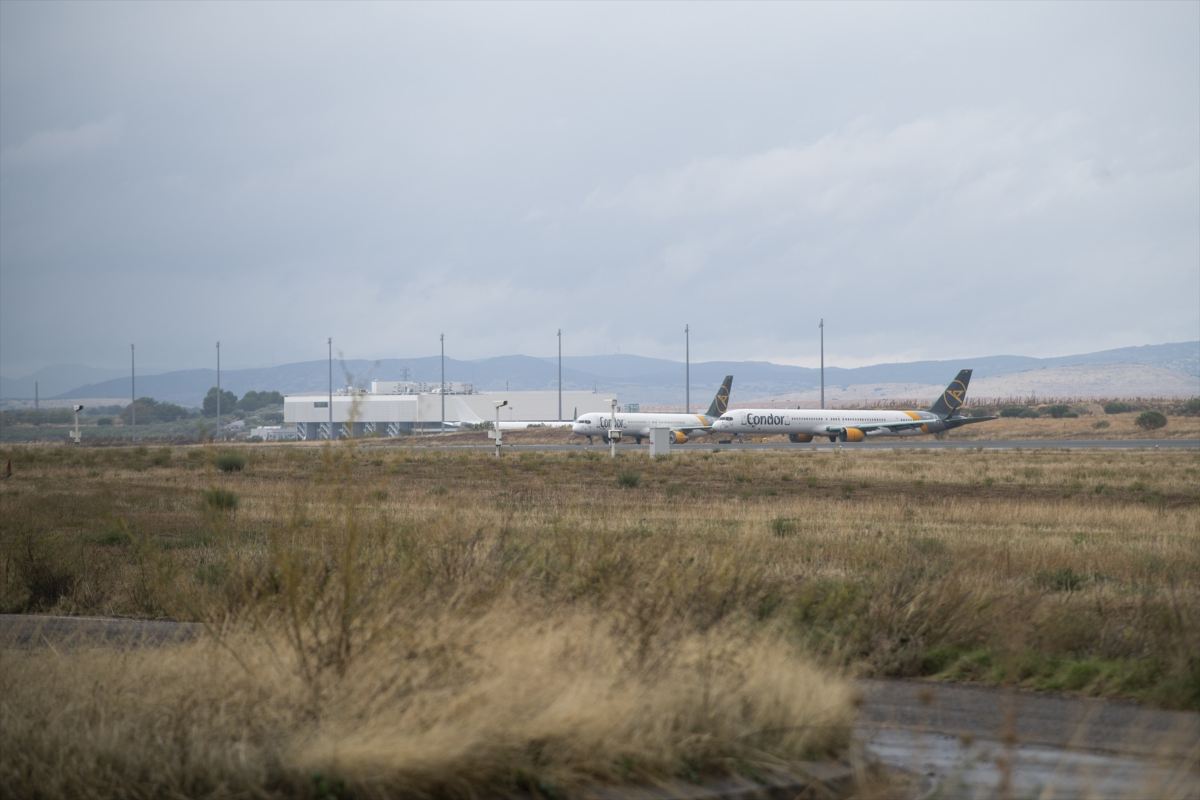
[216,341,222,441]
[440,333,445,433]
[130,344,136,427]
[327,337,333,440]
[557,328,562,421]
[819,318,825,410]
[684,323,690,412]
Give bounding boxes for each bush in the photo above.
[616,471,640,489]
[214,452,247,473]
[770,517,797,538]
[96,417,113,426]
[1180,398,1200,416]
[999,406,1028,418]
[1103,401,1135,415]
[1135,411,1167,431]
[202,487,239,511]
[1044,404,1072,419]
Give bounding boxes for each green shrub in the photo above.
[1092,420,1110,430]
[616,471,640,489]
[202,487,239,511]
[13,534,78,611]
[1103,401,1134,415]
[1135,411,1167,431]
[1035,567,1086,593]
[999,406,1029,418]
[1180,397,1200,416]
[770,517,797,538]
[214,452,247,473]
[1045,404,1072,419]
[96,417,113,427]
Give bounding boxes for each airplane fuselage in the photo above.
[714,408,941,438]
[572,412,713,441]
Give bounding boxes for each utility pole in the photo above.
[557,328,562,421]
[440,333,445,433]
[216,341,223,442]
[130,344,136,427]
[819,318,825,410]
[684,323,690,412]
[327,337,333,440]
[34,381,38,410]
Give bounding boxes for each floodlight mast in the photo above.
[130,344,135,428]
[685,323,690,413]
[440,333,445,433]
[327,337,333,439]
[557,328,562,421]
[819,319,825,410]
[216,340,221,442]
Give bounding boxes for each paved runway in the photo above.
[412,438,1200,453]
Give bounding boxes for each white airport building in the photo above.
[284,381,610,439]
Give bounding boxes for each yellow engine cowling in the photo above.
[788,433,813,443]
[841,428,866,443]
[671,431,689,444]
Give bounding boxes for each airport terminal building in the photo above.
[284,381,609,439]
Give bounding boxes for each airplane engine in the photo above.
[839,428,867,443]
[671,431,688,444]
[788,433,813,443]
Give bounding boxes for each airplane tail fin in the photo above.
[705,375,733,418]
[928,369,972,418]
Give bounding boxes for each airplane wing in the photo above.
[823,419,929,435]
[672,415,714,433]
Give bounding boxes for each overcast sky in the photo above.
[2,1,1197,375]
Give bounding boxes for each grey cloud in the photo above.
[0,115,124,171]
[1,2,1196,376]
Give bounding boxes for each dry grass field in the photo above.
[1,441,1198,797]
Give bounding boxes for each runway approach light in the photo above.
[491,400,508,457]
[70,404,84,445]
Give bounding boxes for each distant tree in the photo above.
[96,417,113,426]
[121,397,191,425]
[1135,411,1167,430]
[203,387,239,417]
[1180,398,1200,417]
[237,390,284,412]
[1103,401,1135,414]
[1045,404,1072,419]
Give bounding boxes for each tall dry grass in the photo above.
[1,443,1198,716]
[0,602,852,798]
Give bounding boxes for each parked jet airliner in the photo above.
[712,370,994,442]
[572,376,733,444]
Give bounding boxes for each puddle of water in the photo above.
[860,726,1199,800]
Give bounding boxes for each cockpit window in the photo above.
[720,416,732,421]
[576,418,589,424]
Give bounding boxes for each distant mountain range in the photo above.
[2,341,1197,408]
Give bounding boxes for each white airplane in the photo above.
[712,369,995,442]
[572,376,733,444]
